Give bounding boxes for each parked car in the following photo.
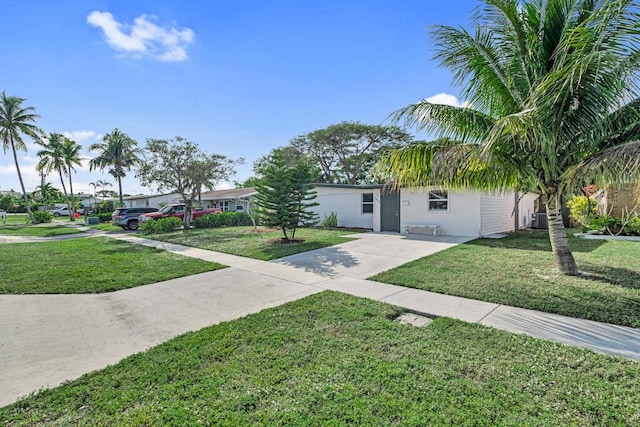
[112,207,159,230]
[50,207,84,217]
[138,204,221,224]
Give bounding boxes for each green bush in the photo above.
[140,219,158,235]
[321,211,338,228]
[33,210,53,223]
[95,213,112,222]
[193,212,253,228]
[566,195,595,231]
[142,217,183,234]
[94,201,116,215]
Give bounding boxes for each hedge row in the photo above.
[193,212,253,228]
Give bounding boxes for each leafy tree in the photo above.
[291,121,414,185]
[0,93,42,223]
[89,128,142,207]
[254,161,319,240]
[378,0,640,275]
[137,137,239,230]
[242,146,322,188]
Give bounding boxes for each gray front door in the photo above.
[380,191,400,232]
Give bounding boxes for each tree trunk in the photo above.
[58,168,71,218]
[184,199,192,231]
[11,140,36,224]
[545,194,579,276]
[67,163,75,222]
[117,177,124,207]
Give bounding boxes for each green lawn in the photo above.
[0,224,82,237]
[147,226,363,260]
[1,214,30,225]
[371,229,640,327]
[1,292,637,425]
[84,222,121,232]
[0,237,225,294]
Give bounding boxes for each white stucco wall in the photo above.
[313,186,379,230]
[400,188,481,236]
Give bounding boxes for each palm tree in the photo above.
[95,179,113,197]
[89,181,98,196]
[60,137,83,221]
[0,93,42,223]
[89,129,142,207]
[37,133,72,218]
[33,182,62,208]
[378,0,640,276]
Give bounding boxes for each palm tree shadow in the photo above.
[579,264,640,290]
[275,247,359,277]
[465,231,606,253]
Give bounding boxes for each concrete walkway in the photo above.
[1,229,639,407]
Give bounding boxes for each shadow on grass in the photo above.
[465,230,606,253]
[579,264,640,290]
[275,246,359,277]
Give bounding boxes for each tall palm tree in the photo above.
[96,179,112,196]
[89,129,142,207]
[60,137,83,221]
[33,182,62,208]
[36,133,72,217]
[88,181,98,196]
[378,0,640,276]
[0,93,42,223]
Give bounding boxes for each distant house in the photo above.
[199,187,258,213]
[311,184,536,237]
[122,193,181,209]
[593,183,639,217]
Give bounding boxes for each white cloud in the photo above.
[63,130,98,143]
[87,11,195,62]
[425,93,469,108]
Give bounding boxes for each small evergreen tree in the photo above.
[254,161,319,241]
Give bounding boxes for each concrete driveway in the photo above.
[273,233,474,278]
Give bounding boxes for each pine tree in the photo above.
[254,161,318,241]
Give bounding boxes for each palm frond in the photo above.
[390,101,495,144]
[566,140,640,187]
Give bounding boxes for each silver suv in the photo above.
[112,207,158,230]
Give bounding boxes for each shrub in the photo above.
[140,219,158,235]
[32,210,53,223]
[567,195,595,231]
[95,213,112,222]
[321,211,338,228]
[156,217,184,233]
[193,212,253,229]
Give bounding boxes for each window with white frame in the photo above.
[428,190,448,211]
[362,193,374,213]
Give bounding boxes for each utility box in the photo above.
[86,216,100,225]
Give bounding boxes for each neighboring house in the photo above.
[594,183,639,218]
[199,187,258,214]
[312,184,537,237]
[122,193,181,209]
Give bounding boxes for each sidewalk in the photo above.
[1,229,638,406]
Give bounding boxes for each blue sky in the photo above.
[1,0,472,195]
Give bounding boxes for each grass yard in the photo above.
[84,222,121,232]
[147,226,363,260]
[1,214,30,226]
[371,229,640,327]
[1,292,637,425]
[0,237,225,294]
[0,224,82,237]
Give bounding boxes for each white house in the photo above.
[122,193,181,208]
[199,187,258,213]
[312,184,537,237]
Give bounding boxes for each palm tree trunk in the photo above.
[67,164,75,222]
[58,169,71,218]
[11,140,36,224]
[545,194,579,276]
[117,177,124,207]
